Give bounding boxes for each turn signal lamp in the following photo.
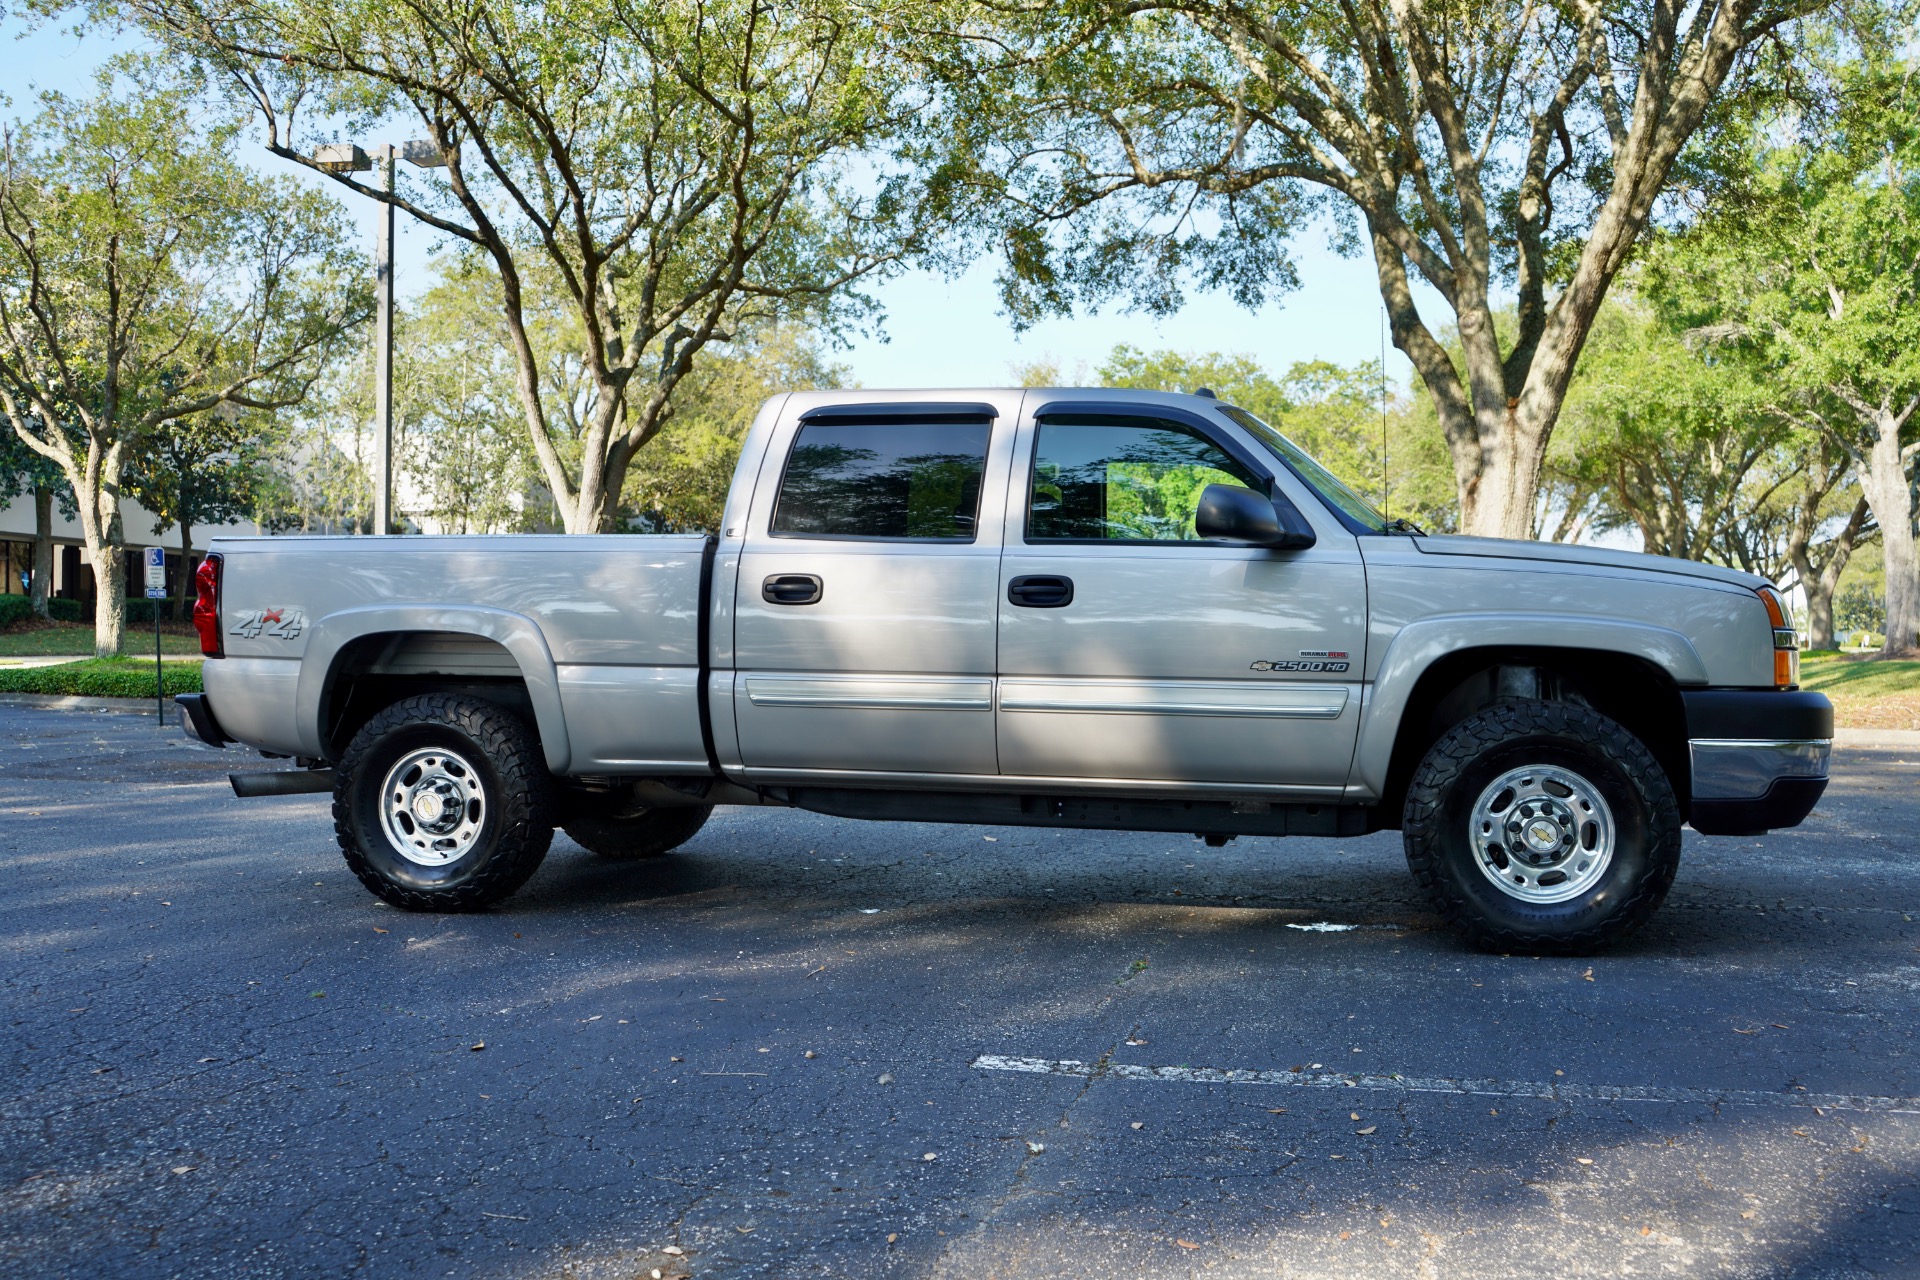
[194,553,224,658]
[1757,585,1796,688]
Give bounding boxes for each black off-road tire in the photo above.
[1403,699,1682,954]
[564,805,713,860]
[333,694,555,912]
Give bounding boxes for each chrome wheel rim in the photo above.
[1468,764,1614,904]
[381,747,486,867]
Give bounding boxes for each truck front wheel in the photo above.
[333,694,555,912]
[1402,699,1681,954]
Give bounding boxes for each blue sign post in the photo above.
[143,548,167,723]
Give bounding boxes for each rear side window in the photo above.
[1027,416,1265,542]
[771,420,991,541]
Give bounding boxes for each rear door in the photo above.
[730,396,1019,778]
[995,401,1366,791]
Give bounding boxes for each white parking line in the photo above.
[971,1054,1920,1115]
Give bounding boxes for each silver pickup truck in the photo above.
[178,388,1832,952]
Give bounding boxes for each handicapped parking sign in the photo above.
[143,546,166,599]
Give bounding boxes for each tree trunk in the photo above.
[30,485,52,618]
[1459,427,1548,540]
[86,508,128,659]
[1790,496,1868,652]
[1858,421,1918,656]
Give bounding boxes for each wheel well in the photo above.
[1379,647,1689,825]
[320,631,539,760]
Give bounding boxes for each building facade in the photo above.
[0,490,257,610]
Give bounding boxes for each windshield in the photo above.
[1217,405,1390,534]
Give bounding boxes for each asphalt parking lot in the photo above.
[2,701,1918,1279]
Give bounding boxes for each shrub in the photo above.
[45,598,85,623]
[1834,583,1885,638]
[0,656,203,698]
[0,596,32,629]
[122,598,179,626]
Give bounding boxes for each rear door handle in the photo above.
[1007,575,1074,608]
[762,573,823,605]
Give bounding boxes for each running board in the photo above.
[782,787,1381,839]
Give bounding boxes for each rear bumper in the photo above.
[175,693,231,748]
[1682,690,1832,836]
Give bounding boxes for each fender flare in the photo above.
[1353,613,1707,797]
[295,604,572,774]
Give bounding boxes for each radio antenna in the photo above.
[1379,306,1390,519]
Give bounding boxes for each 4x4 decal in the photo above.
[229,608,307,640]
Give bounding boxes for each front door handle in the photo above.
[762,573,823,605]
[1007,574,1074,608]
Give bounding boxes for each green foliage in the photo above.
[0,409,66,507]
[1553,302,1787,560]
[45,599,84,623]
[0,596,32,629]
[1644,46,1920,652]
[0,55,369,655]
[0,657,203,699]
[622,326,851,534]
[913,0,1806,536]
[1835,583,1886,637]
[124,408,273,557]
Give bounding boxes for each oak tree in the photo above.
[930,0,1825,537]
[142,0,936,532]
[0,60,367,655]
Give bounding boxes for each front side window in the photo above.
[771,420,990,540]
[1026,416,1265,543]
[1218,405,1388,533]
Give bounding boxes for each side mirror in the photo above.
[1195,484,1317,550]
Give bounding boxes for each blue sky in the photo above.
[2,17,1418,391]
[836,247,1410,390]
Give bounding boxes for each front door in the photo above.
[996,406,1365,791]
[731,400,1015,778]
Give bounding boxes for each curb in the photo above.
[1835,728,1920,748]
[0,692,175,713]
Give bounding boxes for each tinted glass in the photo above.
[771,420,990,540]
[1027,417,1265,542]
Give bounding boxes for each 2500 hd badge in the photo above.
[1252,651,1351,673]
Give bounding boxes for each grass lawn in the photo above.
[0,656,203,699]
[0,621,203,657]
[1799,650,1920,731]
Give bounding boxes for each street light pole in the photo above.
[372,145,395,536]
[312,139,451,537]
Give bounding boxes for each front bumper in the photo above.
[1682,690,1832,836]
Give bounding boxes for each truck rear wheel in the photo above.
[1402,699,1681,954]
[333,694,555,912]
[564,805,713,859]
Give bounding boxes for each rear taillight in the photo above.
[194,553,224,658]
[1757,585,1796,688]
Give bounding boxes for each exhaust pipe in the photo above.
[230,770,335,798]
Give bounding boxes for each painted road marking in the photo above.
[970,1054,1920,1115]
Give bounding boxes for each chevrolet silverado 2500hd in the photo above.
[178,389,1832,952]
